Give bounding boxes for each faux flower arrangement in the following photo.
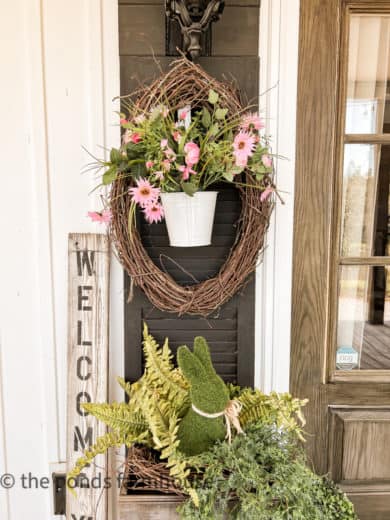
[89,89,274,227]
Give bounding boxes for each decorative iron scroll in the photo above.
[165,0,225,59]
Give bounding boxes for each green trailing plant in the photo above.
[179,422,357,519]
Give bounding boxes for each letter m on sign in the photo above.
[66,234,110,520]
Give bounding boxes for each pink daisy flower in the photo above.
[129,178,160,208]
[143,201,164,224]
[146,160,154,169]
[87,209,112,224]
[241,112,264,132]
[160,139,168,149]
[120,118,128,125]
[233,131,256,166]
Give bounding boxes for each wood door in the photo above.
[118,0,260,387]
[292,1,390,519]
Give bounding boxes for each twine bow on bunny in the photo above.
[192,399,245,444]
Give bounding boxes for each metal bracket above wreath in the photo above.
[165,0,225,60]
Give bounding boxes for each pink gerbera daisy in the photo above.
[87,209,112,224]
[233,131,256,166]
[241,112,264,132]
[143,201,165,224]
[129,178,160,208]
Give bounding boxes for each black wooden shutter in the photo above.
[119,0,259,387]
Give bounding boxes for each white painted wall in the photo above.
[0,0,299,518]
[0,1,121,518]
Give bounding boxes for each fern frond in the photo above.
[117,376,133,399]
[138,385,194,501]
[142,324,190,415]
[67,430,125,491]
[82,401,148,437]
[238,389,308,441]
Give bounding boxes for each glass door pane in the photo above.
[346,14,390,134]
[341,144,390,257]
[337,265,390,370]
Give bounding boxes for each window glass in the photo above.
[341,144,390,257]
[346,14,390,134]
[337,265,390,370]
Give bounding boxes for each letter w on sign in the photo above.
[66,234,110,520]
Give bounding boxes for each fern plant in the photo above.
[67,325,308,508]
[67,324,196,501]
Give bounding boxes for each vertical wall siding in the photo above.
[257,0,300,392]
[0,1,120,518]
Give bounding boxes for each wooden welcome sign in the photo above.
[66,233,110,520]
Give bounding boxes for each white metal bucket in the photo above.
[160,191,218,247]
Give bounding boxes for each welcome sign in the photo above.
[66,234,110,520]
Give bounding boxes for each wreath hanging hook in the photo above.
[165,0,225,60]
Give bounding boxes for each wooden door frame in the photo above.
[291,0,390,473]
[291,0,341,472]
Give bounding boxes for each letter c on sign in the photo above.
[77,356,92,381]
[77,392,91,416]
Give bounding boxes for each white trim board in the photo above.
[255,0,300,393]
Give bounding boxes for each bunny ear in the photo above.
[177,345,206,384]
[193,337,216,377]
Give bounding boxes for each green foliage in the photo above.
[82,401,148,438]
[237,388,308,441]
[201,107,212,128]
[177,337,230,456]
[67,431,127,490]
[208,89,219,104]
[180,181,197,197]
[178,422,357,519]
[69,327,339,516]
[67,324,193,499]
[215,108,228,120]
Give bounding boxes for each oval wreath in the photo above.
[109,58,274,317]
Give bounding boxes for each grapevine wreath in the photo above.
[109,58,275,316]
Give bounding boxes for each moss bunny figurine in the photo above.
[177,336,230,455]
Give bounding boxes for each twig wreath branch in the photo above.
[109,58,274,316]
